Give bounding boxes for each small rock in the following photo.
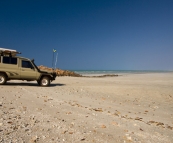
[101,125,106,128]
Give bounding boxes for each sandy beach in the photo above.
[0,73,173,143]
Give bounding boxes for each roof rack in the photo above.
[0,48,21,56]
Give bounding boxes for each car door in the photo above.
[20,59,37,80]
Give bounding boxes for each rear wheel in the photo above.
[0,74,7,85]
[40,76,50,86]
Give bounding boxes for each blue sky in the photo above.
[0,0,173,70]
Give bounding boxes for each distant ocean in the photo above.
[72,70,172,76]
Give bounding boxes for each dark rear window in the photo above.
[3,57,17,65]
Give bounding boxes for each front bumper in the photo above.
[51,72,57,80]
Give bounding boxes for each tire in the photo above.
[40,76,50,86]
[0,74,7,85]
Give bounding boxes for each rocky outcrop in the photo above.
[38,65,82,77]
[38,66,118,77]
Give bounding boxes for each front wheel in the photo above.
[40,76,50,86]
[0,74,7,85]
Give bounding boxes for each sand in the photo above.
[0,73,173,143]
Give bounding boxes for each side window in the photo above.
[3,57,10,64]
[11,58,17,64]
[22,60,34,69]
[3,57,17,65]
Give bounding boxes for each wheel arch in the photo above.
[39,74,51,80]
[0,72,8,78]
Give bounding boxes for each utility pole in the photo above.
[52,49,56,69]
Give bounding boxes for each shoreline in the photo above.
[77,71,173,77]
[38,65,173,77]
[75,70,173,76]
